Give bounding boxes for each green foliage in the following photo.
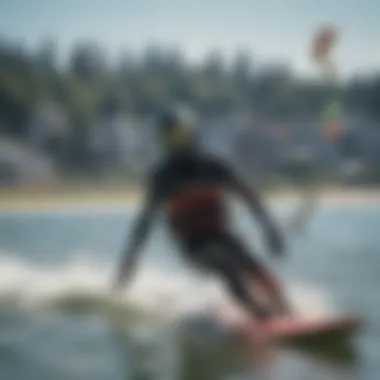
[0,37,379,178]
[1,38,379,135]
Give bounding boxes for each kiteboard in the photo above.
[233,315,362,344]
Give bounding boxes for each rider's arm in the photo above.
[219,161,279,232]
[113,176,161,291]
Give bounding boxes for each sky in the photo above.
[1,0,379,78]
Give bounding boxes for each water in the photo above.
[0,199,379,379]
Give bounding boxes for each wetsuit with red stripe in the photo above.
[151,152,232,244]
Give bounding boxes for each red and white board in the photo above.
[233,315,362,343]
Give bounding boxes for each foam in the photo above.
[0,250,333,320]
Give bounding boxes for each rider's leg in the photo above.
[255,269,292,316]
[223,233,292,317]
[220,268,273,321]
[191,235,273,321]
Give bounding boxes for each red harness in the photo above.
[169,187,226,237]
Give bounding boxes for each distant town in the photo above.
[1,37,379,189]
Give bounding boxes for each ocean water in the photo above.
[0,199,379,380]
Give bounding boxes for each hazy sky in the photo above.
[1,0,379,77]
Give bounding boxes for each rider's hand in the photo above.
[265,225,285,258]
[112,268,130,294]
[112,251,137,294]
[111,274,125,294]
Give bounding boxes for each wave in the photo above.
[0,250,334,326]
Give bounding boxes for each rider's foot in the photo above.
[275,302,293,318]
[255,306,275,322]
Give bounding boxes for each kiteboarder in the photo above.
[113,106,291,320]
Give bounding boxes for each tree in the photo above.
[69,42,107,83]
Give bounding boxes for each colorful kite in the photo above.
[311,25,339,80]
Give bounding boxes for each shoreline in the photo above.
[0,186,379,212]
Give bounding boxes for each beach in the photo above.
[0,185,379,212]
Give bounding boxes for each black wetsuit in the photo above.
[147,150,276,318]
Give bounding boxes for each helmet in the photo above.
[157,105,199,152]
